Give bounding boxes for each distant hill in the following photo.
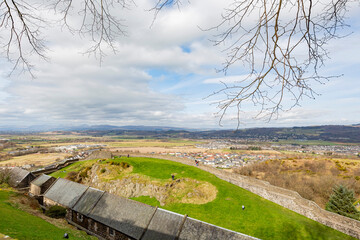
[81,125,360,143]
[0,124,190,132]
[1,124,360,143]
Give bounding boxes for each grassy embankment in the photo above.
[0,190,96,240]
[51,157,355,240]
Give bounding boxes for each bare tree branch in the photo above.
[206,0,352,126]
[0,0,47,77]
[53,0,131,62]
[0,0,132,75]
[147,0,186,28]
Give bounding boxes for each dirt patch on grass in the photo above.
[180,180,217,204]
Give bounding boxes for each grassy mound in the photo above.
[52,157,355,240]
[53,159,217,206]
[0,190,95,240]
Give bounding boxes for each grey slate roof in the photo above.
[43,178,88,208]
[31,174,53,187]
[41,178,258,240]
[142,208,186,240]
[72,187,104,216]
[178,217,259,240]
[88,193,157,240]
[8,167,34,187]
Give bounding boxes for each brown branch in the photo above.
[205,0,350,127]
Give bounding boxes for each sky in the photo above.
[0,0,359,130]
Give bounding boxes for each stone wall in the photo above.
[138,154,360,239]
[30,185,41,196]
[219,173,360,239]
[68,210,135,240]
[43,197,62,208]
[84,150,112,161]
[32,158,80,176]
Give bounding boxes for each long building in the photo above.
[42,177,258,240]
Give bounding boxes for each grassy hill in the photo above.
[51,157,356,240]
[0,190,96,240]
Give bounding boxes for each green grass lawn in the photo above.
[52,157,356,240]
[0,190,96,240]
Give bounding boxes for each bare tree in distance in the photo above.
[0,0,356,126]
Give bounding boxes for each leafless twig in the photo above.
[206,0,351,126]
[0,0,47,77]
[53,0,131,62]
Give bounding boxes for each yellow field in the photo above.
[0,153,69,167]
[28,139,204,148]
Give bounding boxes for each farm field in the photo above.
[0,136,206,168]
[0,190,96,240]
[106,139,204,148]
[17,139,204,148]
[0,153,69,167]
[51,157,355,240]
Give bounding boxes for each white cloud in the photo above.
[0,0,359,129]
[203,75,251,84]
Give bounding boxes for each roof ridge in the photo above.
[42,177,59,196]
[139,206,158,240]
[70,186,89,209]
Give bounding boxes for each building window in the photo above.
[109,228,115,237]
[77,213,83,222]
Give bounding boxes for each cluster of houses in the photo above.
[293,144,360,156]
[197,140,360,157]
[162,152,278,169]
[52,144,106,153]
[2,167,257,240]
[7,146,45,156]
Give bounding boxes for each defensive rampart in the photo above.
[31,158,80,176]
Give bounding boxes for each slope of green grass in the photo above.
[0,190,95,240]
[52,157,356,240]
